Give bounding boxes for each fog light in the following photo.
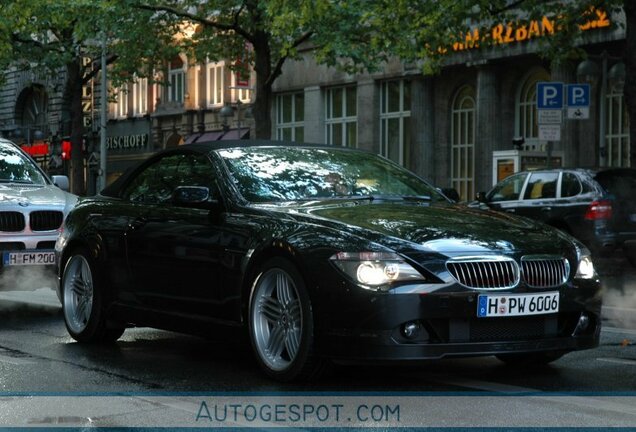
[572,313,590,336]
[402,321,421,339]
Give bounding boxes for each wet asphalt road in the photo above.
[0,255,634,427]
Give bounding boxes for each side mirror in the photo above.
[441,187,460,202]
[476,191,488,203]
[51,175,70,191]
[172,186,219,209]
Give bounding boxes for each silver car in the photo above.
[0,138,77,293]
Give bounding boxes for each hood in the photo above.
[0,183,74,209]
[272,201,573,255]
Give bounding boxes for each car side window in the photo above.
[488,173,528,202]
[523,172,559,200]
[561,173,581,197]
[122,153,214,204]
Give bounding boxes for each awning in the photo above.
[220,128,250,140]
[184,128,249,145]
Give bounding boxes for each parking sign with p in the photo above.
[537,82,564,109]
[567,84,590,107]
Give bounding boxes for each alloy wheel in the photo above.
[251,268,303,371]
[63,255,94,334]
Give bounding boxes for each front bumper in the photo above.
[315,278,602,362]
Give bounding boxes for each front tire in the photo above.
[61,248,124,343]
[248,257,325,381]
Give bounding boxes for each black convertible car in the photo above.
[56,141,601,381]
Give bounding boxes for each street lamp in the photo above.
[576,52,626,167]
[219,103,234,133]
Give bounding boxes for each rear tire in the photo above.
[248,257,327,381]
[496,351,565,366]
[61,248,124,343]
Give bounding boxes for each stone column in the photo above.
[356,79,377,153]
[475,65,499,191]
[410,76,435,182]
[303,86,323,143]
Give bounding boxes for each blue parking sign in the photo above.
[567,84,590,107]
[537,82,564,109]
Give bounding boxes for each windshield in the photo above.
[217,146,445,203]
[0,144,47,185]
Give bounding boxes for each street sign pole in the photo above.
[536,82,564,169]
[100,32,107,191]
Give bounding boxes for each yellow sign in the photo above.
[450,8,610,52]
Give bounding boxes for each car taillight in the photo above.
[584,200,613,220]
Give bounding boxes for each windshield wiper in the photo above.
[401,195,432,202]
[0,179,34,184]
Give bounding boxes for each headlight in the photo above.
[575,245,596,279]
[329,252,425,289]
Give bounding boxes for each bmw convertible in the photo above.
[56,140,601,381]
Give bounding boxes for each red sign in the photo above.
[62,140,72,160]
[21,143,49,157]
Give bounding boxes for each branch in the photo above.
[11,33,66,55]
[265,30,313,88]
[135,3,255,43]
[82,54,119,84]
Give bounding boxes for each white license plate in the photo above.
[2,251,56,266]
[477,292,559,317]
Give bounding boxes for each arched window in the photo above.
[516,69,550,150]
[605,86,630,167]
[451,85,475,201]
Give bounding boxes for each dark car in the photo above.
[593,168,636,264]
[474,168,636,261]
[56,141,601,381]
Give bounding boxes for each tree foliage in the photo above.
[127,0,396,139]
[0,0,177,194]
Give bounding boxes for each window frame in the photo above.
[379,79,411,167]
[325,85,357,148]
[206,60,225,108]
[275,92,305,142]
[450,85,475,201]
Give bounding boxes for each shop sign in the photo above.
[106,133,149,151]
[449,8,610,52]
[82,57,94,131]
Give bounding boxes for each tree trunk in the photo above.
[251,34,274,139]
[66,59,86,195]
[624,0,636,167]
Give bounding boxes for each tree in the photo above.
[0,0,177,194]
[129,0,394,139]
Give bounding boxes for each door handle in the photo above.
[541,207,552,212]
[505,209,516,213]
[129,216,148,230]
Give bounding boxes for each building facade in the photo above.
[0,9,628,200]
[271,9,628,200]
[0,56,254,193]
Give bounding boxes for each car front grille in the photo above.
[446,257,519,289]
[521,256,570,288]
[30,211,63,231]
[446,256,570,289]
[0,212,26,232]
